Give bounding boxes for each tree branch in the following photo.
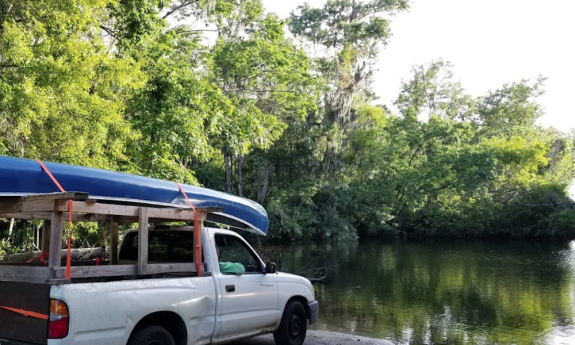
[100,25,117,39]
[0,140,19,157]
[224,88,297,94]
[162,0,199,19]
[179,29,218,33]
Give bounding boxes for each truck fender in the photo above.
[128,311,187,345]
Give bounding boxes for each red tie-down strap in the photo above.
[175,183,201,277]
[36,160,73,280]
[0,306,48,320]
[26,251,49,266]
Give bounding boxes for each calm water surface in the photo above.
[264,239,575,345]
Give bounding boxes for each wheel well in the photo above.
[285,296,310,320]
[128,311,187,345]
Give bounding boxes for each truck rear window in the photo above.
[119,231,195,262]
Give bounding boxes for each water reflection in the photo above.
[263,239,575,345]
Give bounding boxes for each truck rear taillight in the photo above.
[48,299,69,339]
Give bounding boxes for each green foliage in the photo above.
[289,0,408,49]
[1,0,574,245]
[123,28,217,183]
[290,0,409,127]
[0,0,144,169]
[0,219,37,260]
[497,183,575,237]
[104,0,169,50]
[477,77,546,137]
[395,60,477,122]
[375,63,575,239]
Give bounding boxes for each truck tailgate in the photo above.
[0,281,51,344]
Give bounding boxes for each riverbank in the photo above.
[233,331,393,345]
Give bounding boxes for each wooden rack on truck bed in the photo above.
[0,192,217,284]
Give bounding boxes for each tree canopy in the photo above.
[1,0,574,250]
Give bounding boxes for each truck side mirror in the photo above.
[265,262,276,274]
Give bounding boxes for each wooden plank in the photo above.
[70,213,109,223]
[147,207,207,221]
[56,201,211,220]
[0,212,110,223]
[41,220,51,254]
[53,265,138,279]
[1,262,205,280]
[138,207,148,275]
[0,192,88,209]
[106,212,208,224]
[0,192,89,203]
[56,201,140,216]
[108,216,138,224]
[0,193,87,214]
[0,212,206,224]
[142,263,197,275]
[3,205,214,223]
[0,199,57,214]
[48,207,63,269]
[1,212,46,220]
[111,221,119,265]
[52,264,200,279]
[193,222,198,273]
[116,216,206,223]
[0,266,51,282]
[198,223,203,272]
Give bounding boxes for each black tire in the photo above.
[129,325,175,345]
[273,300,308,345]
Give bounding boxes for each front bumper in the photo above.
[307,300,319,324]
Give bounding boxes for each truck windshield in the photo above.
[119,231,195,262]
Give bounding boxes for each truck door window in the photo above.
[215,235,262,274]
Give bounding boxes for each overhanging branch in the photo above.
[162,0,200,19]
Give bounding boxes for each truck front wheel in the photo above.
[273,300,307,345]
[129,325,175,345]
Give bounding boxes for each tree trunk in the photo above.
[257,164,272,205]
[3,247,108,263]
[224,145,232,193]
[237,154,243,197]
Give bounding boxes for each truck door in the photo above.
[213,233,280,339]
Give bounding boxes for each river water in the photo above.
[264,239,575,345]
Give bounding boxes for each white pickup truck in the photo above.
[0,226,319,345]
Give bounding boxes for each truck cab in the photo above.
[116,226,318,345]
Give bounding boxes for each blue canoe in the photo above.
[0,156,268,236]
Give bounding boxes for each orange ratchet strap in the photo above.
[36,160,73,280]
[0,306,48,320]
[175,183,201,276]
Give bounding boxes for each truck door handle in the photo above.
[225,285,235,293]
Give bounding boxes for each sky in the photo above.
[262,0,575,131]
